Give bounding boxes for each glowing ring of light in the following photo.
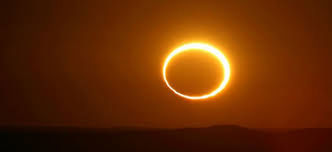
[163,43,231,100]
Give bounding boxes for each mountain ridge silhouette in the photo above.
[1,125,332,152]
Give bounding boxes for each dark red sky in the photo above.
[1,0,332,128]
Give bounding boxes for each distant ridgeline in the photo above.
[1,125,332,152]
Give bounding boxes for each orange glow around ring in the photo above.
[163,43,231,100]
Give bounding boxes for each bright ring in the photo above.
[163,43,231,100]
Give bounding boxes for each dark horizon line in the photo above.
[1,123,331,130]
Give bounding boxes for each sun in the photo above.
[163,43,231,100]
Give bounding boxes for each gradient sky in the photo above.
[1,0,332,128]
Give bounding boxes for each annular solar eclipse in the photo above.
[163,43,231,100]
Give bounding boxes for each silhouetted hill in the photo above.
[1,126,332,152]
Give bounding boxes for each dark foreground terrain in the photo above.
[1,126,332,152]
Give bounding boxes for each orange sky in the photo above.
[1,0,332,128]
